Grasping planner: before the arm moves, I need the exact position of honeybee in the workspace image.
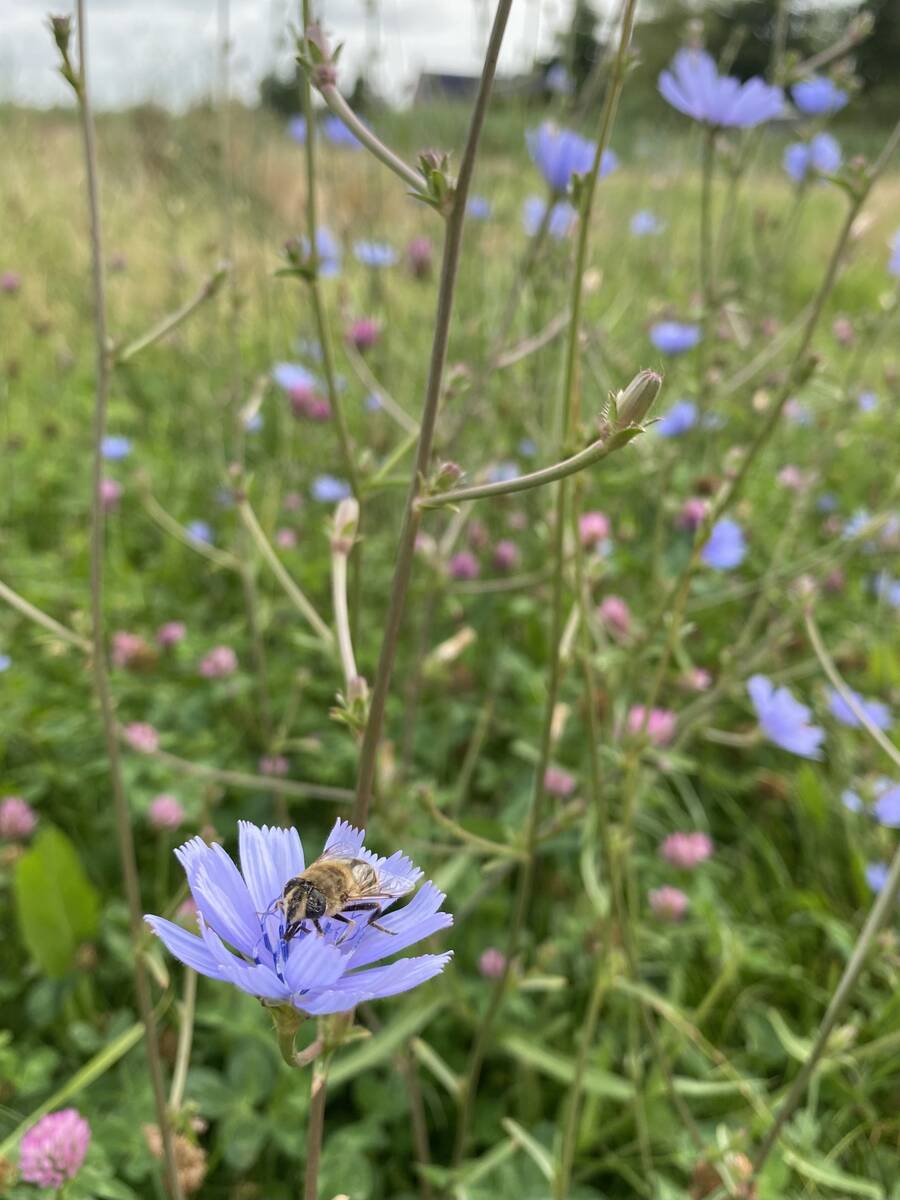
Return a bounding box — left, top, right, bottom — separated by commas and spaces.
276, 842, 411, 944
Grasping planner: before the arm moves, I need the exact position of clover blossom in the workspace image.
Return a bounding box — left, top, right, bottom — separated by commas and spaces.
659, 49, 784, 128
145, 820, 452, 1015
19, 1108, 90, 1188
791, 76, 848, 116
0, 796, 37, 839
747, 675, 824, 759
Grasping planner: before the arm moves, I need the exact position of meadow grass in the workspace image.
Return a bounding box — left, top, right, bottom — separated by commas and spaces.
1, 81, 900, 1200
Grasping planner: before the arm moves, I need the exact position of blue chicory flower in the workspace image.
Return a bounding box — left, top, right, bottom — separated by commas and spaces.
288, 115, 307, 144
873, 571, 900, 609
659, 49, 784, 128
792, 76, 848, 116
858, 390, 877, 413
630, 209, 664, 236
145, 820, 452, 1015
747, 674, 825, 759
353, 241, 398, 269
186, 520, 213, 544
817, 492, 838, 513
518, 438, 537, 458
522, 196, 578, 240
873, 781, 900, 828
467, 196, 491, 220
244, 412, 264, 433
299, 227, 342, 278
841, 789, 864, 813
827, 688, 891, 731
525, 123, 616, 192
323, 115, 362, 149
843, 509, 871, 539
487, 461, 519, 484
701, 518, 746, 570
545, 63, 574, 96
656, 399, 697, 437
866, 861, 889, 893
312, 475, 351, 504
783, 132, 842, 183
364, 392, 382, 412
888, 231, 900, 277
0, 654, 10, 672
102, 435, 132, 460
650, 321, 701, 354
273, 362, 320, 394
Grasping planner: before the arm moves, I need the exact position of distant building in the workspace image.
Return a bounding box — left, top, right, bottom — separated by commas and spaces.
412, 68, 557, 105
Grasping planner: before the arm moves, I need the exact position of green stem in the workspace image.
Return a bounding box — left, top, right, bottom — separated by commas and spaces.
418, 426, 643, 509
452, 0, 638, 1165
115, 264, 229, 363
318, 84, 426, 197
169, 968, 197, 1112
697, 128, 716, 412
72, 5, 183, 1195
301, 13, 360, 502
352, 0, 515, 828
304, 1053, 332, 1200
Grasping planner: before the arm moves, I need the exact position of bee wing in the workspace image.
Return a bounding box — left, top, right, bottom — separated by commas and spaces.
315, 843, 419, 900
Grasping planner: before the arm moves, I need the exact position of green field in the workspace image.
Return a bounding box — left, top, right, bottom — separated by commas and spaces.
2, 30, 900, 1200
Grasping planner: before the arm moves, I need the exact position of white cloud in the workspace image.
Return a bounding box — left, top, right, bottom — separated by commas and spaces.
0, 0, 594, 111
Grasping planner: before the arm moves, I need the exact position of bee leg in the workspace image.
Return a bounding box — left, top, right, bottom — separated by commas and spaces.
332, 913, 355, 945
283, 921, 303, 942
342, 901, 398, 937
312, 919, 325, 936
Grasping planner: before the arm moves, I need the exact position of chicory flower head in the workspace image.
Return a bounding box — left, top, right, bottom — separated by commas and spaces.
522, 196, 578, 240
791, 75, 848, 116
659, 48, 784, 128
827, 688, 891, 731
873, 781, 900, 828
650, 321, 701, 354
311, 475, 351, 503
145, 820, 452, 1015
701, 518, 746, 570
526, 123, 610, 192
630, 209, 664, 236
323, 114, 361, 148
467, 195, 491, 220
101, 434, 132, 460
186, 520, 213, 544
747, 674, 824, 759
300, 227, 342, 278
783, 133, 841, 183
656, 399, 697, 437
866, 862, 889, 894
288, 115, 307, 144
354, 241, 398, 269
888, 231, 900, 277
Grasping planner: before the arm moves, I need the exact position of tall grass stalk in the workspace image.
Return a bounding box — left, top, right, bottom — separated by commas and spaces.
69, 4, 183, 1195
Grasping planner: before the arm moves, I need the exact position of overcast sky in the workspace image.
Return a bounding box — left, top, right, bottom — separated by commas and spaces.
2, 0, 610, 110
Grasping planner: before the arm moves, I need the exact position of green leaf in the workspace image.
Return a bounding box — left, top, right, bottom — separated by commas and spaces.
13, 826, 101, 978
329, 999, 446, 1089
782, 1146, 885, 1198
499, 1035, 632, 1100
